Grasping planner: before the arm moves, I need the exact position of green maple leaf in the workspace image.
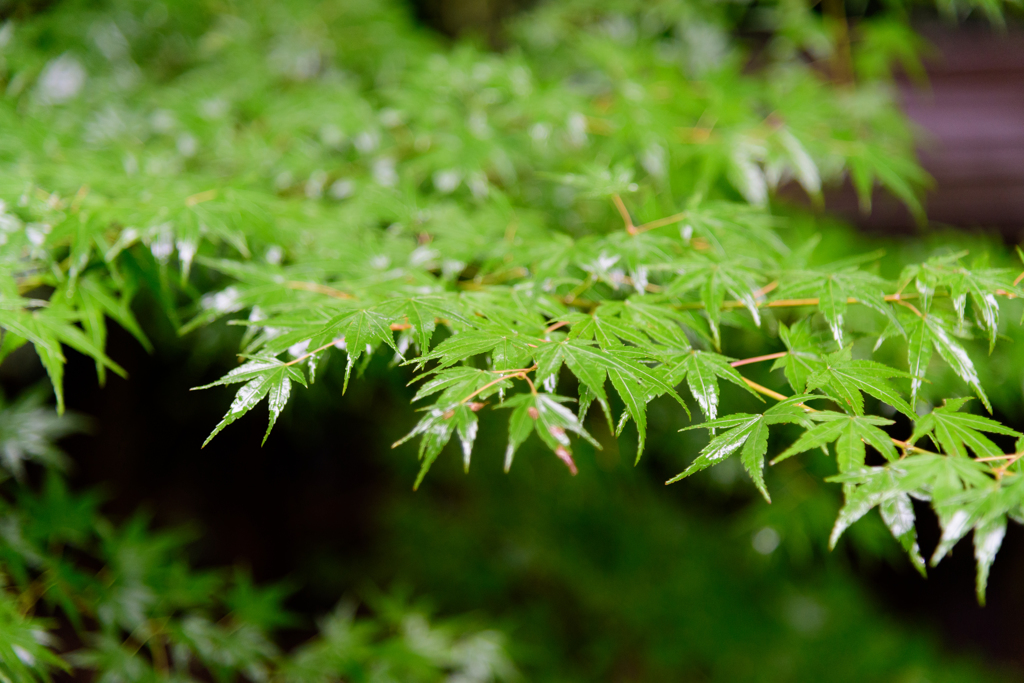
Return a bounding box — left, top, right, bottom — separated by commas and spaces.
805, 348, 915, 418
501, 392, 601, 474
416, 323, 536, 372
663, 350, 762, 423
620, 301, 694, 351
314, 308, 401, 390
534, 339, 612, 429
667, 396, 814, 501
774, 265, 896, 346
379, 295, 471, 353
194, 357, 308, 446
842, 441, 1011, 601
666, 259, 762, 348
565, 305, 654, 351
415, 331, 504, 369
905, 312, 990, 411
847, 143, 928, 222
0, 386, 86, 480
537, 339, 687, 460
973, 514, 1008, 606
826, 466, 925, 575
0, 593, 68, 682
910, 398, 1020, 459
774, 320, 826, 394
399, 368, 519, 485
924, 473, 1024, 602
69, 276, 152, 384
948, 268, 1017, 351
880, 493, 928, 578
0, 308, 125, 413
902, 255, 1021, 352
772, 411, 897, 472
394, 402, 481, 489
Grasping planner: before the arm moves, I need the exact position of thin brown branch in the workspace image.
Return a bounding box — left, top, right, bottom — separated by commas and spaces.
285, 280, 354, 300
633, 211, 688, 234
823, 0, 854, 86
460, 375, 513, 404
730, 351, 787, 368
890, 438, 937, 456
492, 365, 539, 375
679, 290, 934, 312
459, 366, 539, 405
69, 185, 90, 213
975, 453, 1024, 462
753, 281, 778, 298
883, 293, 919, 302
741, 377, 809, 407
544, 320, 570, 334
738, 375, 946, 457
992, 452, 1024, 478
284, 341, 336, 366
611, 194, 637, 235
184, 189, 217, 207
895, 299, 924, 318
762, 297, 821, 309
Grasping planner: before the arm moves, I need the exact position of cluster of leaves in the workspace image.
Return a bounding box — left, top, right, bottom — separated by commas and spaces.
1, 0, 1023, 612
0, 394, 516, 683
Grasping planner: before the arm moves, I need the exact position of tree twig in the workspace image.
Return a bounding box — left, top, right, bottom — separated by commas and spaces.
633, 211, 688, 234
730, 351, 787, 368
738, 376, 943, 457
285, 281, 354, 300
611, 194, 637, 235
284, 341, 336, 366
460, 365, 538, 404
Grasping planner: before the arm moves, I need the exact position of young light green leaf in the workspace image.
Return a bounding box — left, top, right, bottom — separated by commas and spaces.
501, 392, 601, 474
910, 398, 1020, 459
774, 269, 896, 346
740, 417, 771, 502
906, 314, 991, 412
317, 308, 399, 391
668, 415, 763, 484
670, 398, 812, 491
195, 358, 308, 447
772, 412, 895, 469
827, 466, 902, 549
806, 348, 914, 418
548, 341, 686, 460
394, 405, 458, 489
974, 515, 1007, 606
775, 320, 825, 394
880, 493, 926, 577
666, 351, 762, 423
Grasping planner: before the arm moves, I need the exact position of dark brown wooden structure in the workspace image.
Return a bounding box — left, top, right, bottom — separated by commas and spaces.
839, 23, 1024, 233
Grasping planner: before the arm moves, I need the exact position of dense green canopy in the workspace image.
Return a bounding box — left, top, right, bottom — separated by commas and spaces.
1, 0, 1023, 679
